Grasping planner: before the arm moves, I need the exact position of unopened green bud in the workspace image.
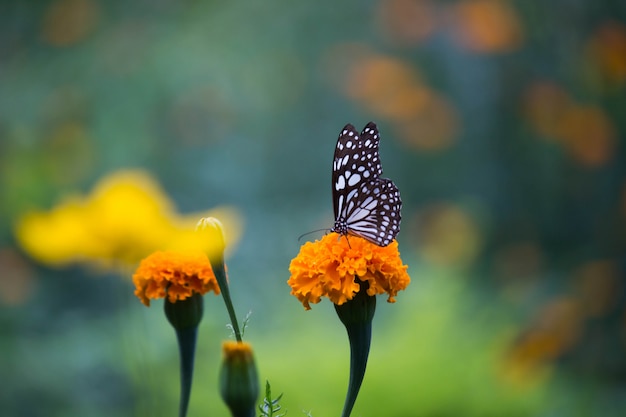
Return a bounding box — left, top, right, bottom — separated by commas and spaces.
219, 341, 259, 417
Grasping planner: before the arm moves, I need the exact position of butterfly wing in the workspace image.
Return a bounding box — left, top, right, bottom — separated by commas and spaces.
343, 178, 402, 246
331, 122, 402, 246
332, 122, 382, 220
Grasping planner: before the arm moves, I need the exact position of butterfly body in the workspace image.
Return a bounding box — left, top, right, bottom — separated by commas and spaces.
330, 122, 401, 247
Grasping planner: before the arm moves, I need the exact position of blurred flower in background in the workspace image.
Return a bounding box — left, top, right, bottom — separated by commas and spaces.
523, 82, 616, 168
323, 44, 459, 152
408, 202, 483, 268
14, 170, 242, 270
447, 0, 524, 53
586, 21, 626, 88
41, 0, 100, 47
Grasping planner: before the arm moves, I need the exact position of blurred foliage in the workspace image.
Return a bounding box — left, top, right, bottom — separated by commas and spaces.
1, 0, 625, 416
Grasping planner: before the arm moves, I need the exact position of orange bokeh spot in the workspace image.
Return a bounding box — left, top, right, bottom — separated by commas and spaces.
524, 82, 616, 167
322, 43, 458, 151
394, 94, 458, 151
376, 0, 437, 46
344, 55, 419, 106
505, 296, 583, 379
555, 105, 615, 167
449, 0, 524, 53
42, 0, 99, 47
523, 82, 571, 140
574, 260, 620, 318
586, 21, 626, 85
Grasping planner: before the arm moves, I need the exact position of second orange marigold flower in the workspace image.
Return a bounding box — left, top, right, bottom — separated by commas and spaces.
288, 233, 410, 310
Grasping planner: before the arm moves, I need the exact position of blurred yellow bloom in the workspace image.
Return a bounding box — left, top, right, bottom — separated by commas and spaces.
288, 232, 410, 310
14, 170, 242, 269
133, 250, 220, 306
410, 203, 482, 267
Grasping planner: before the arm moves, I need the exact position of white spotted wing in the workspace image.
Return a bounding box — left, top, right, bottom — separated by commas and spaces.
330, 122, 401, 246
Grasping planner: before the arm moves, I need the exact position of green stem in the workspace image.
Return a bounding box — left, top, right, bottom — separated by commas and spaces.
334, 280, 376, 417
212, 256, 242, 341
175, 326, 198, 417
163, 294, 203, 417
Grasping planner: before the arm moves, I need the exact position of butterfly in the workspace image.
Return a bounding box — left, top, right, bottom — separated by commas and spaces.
330, 122, 402, 247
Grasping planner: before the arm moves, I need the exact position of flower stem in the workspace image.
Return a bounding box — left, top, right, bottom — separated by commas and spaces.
175, 326, 198, 417
164, 294, 204, 417
212, 256, 242, 342
334, 280, 376, 417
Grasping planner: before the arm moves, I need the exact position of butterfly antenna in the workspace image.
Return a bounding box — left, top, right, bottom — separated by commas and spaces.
298, 228, 330, 242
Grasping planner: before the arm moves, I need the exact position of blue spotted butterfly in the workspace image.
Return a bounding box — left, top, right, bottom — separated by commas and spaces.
330, 122, 401, 247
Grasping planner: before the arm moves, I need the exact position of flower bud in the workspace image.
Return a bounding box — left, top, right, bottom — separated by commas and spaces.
219, 341, 259, 417
196, 217, 226, 264
197, 216, 242, 341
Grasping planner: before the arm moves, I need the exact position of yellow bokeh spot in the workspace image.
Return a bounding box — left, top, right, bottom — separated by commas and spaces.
14, 170, 243, 270
411, 204, 482, 267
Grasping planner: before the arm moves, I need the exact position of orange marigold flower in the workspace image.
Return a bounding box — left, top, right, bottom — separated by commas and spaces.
288, 233, 410, 310
133, 250, 220, 306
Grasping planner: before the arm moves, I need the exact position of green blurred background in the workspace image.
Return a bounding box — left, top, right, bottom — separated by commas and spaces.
1, 0, 625, 416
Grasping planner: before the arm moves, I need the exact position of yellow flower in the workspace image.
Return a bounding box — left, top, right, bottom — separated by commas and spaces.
288, 232, 410, 310
14, 169, 242, 269
132, 250, 220, 306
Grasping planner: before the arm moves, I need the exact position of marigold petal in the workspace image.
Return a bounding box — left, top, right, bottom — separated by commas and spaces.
132, 250, 220, 306
288, 233, 410, 309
